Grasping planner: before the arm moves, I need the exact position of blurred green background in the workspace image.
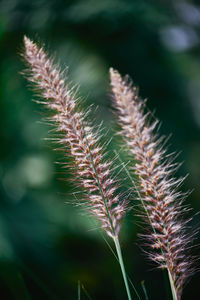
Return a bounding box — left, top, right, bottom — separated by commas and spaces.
0, 0, 200, 299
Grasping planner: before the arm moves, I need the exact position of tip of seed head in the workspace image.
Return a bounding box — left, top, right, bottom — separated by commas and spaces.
109, 67, 118, 76
24, 35, 30, 45
24, 36, 35, 50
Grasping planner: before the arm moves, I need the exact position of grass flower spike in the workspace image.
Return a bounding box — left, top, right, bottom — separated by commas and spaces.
110, 68, 194, 300
23, 36, 126, 238
23, 37, 133, 300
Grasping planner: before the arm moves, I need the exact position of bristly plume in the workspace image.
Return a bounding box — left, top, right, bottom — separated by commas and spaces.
110, 68, 194, 299
23, 36, 126, 239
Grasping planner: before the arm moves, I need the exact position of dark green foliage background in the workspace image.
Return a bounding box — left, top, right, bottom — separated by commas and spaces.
0, 0, 200, 299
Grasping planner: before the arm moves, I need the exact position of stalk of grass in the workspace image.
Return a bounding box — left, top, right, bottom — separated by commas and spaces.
113, 236, 132, 300
23, 36, 131, 300
82, 125, 132, 299
81, 283, 93, 300
110, 68, 195, 300
101, 233, 141, 300
141, 281, 149, 300
78, 280, 81, 300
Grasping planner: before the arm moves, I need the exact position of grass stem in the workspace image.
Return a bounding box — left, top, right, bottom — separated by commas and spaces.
141, 281, 149, 300
168, 269, 178, 300
78, 280, 81, 300
113, 236, 132, 300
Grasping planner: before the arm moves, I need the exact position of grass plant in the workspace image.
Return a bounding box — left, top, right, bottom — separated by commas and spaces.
22, 36, 197, 300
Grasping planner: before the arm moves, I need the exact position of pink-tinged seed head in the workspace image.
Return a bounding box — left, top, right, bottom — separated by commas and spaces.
110, 67, 195, 298
23, 37, 126, 238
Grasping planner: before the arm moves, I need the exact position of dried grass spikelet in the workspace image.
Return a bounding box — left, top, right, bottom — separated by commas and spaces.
110, 68, 194, 299
23, 36, 126, 239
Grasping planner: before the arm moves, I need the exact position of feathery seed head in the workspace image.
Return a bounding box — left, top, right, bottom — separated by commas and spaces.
110, 67, 195, 299
23, 37, 126, 239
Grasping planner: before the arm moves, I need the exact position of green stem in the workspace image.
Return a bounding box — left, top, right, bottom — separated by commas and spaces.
141, 281, 149, 300
113, 236, 132, 300
78, 280, 81, 300
101, 233, 141, 299
81, 284, 93, 300
167, 269, 178, 300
